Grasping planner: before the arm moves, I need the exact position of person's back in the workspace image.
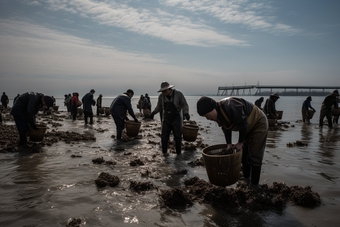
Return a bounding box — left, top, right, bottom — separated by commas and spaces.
82, 92, 95, 113
254, 97, 263, 109
110, 94, 131, 119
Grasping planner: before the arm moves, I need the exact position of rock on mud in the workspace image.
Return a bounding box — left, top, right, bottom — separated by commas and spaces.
95, 172, 120, 188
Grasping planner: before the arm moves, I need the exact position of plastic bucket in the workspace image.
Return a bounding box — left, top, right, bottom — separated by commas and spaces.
183, 124, 199, 142
125, 120, 141, 137
29, 124, 47, 142
277, 111, 283, 120
143, 109, 150, 118
307, 110, 315, 119
202, 144, 243, 186
331, 108, 340, 116
268, 118, 276, 127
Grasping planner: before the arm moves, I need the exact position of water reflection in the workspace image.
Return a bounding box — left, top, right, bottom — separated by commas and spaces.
317, 128, 338, 166
301, 123, 313, 142
266, 131, 282, 149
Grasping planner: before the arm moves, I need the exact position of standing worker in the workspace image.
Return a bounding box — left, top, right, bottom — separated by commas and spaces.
301, 96, 316, 123
319, 90, 339, 128
137, 95, 144, 113
145, 93, 151, 111
196, 96, 268, 185
149, 81, 190, 155
10, 92, 53, 145
82, 89, 96, 125
110, 89, 138, 141
96, 94, 103, 116
1, 92, 9, 108
71, 92, 79, 120
263, 93, 280, 119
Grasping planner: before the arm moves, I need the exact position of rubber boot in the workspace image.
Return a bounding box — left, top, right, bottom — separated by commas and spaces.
175, 140, 182, 155
19, 132, 27, 145
242, 162, 251, 179
251, 166, 262, 185
161, 140, 168, 154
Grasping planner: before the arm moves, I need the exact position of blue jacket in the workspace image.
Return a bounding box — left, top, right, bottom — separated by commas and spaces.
10, 92, 43, 128
110, 93, 136, 121
302, 100, 314, 110
82, 92, 95, 113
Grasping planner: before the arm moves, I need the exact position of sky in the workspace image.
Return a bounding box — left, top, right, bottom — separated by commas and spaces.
0, 0, 339, 97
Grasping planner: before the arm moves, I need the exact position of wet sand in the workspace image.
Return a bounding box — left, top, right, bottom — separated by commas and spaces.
0, 96, 340, 227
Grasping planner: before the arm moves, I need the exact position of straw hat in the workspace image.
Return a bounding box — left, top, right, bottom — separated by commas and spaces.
158, 81, 175, 92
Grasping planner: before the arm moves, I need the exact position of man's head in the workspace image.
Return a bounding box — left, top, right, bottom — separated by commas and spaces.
332, 90, 339, 97
90, 89, 95, 94
126, 89, 134, 98
158, 81, 175, 95
270, 93, 280, 101
197, 96, 218, 121
41, 95, 54, 109
307, 96, 312, 101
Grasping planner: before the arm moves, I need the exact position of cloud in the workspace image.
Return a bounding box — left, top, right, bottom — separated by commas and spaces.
161, 0, 302, 35
0, 19, 233, 95
33, 0, 247, 47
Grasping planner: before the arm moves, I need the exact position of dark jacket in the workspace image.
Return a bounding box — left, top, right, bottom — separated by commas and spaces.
10, 92, 43, 128
82, 92, 96, 113
322, 94, 338, 110
254, 98, 263, 108
263, 97, 277, 116
216, 97, 253, 144
110, 93, 136, 121
1, 94, 9, 105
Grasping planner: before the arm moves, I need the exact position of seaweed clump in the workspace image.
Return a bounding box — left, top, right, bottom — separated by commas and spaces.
159, 177, 321, 212
95, 172, 120, 188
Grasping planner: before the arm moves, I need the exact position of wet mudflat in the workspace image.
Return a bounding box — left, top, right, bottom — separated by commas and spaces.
0, 96, 340, 227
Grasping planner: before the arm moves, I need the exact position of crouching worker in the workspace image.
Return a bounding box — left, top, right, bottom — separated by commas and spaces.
10, 92, 53, 145
149, 81, 189, 155
110, 89, 139, 141
196, 96, 268, 185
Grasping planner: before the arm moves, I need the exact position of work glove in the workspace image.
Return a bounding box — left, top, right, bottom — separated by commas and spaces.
149, 112, 155, 119
125, 117, 129, 121
134, 118, 139, 123
184, 113, 190, 121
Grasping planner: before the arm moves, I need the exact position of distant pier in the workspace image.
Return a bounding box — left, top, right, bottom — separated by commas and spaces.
217, 85, 340, 96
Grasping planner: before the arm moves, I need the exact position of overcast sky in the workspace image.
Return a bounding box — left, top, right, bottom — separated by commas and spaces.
0, 0, 339, 97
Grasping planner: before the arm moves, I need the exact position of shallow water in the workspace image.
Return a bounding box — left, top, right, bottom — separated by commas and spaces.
1, 95, 339, 227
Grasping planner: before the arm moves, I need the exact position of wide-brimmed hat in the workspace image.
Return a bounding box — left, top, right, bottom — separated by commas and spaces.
158, 81, 174, 92
270, 93, 280, 99
331, 90, 339, 96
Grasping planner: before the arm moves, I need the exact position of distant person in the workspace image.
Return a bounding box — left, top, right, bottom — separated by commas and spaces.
254, 97, 264, 109
333, 97, 340, 125
145, 93, 151, 111
196, 96, 268, 185
64, 94, 72, 114
1, 92, 9, 108
319, 90, 339, 128
143, 94, 151, 111
110, 89, 138, 141
149, 81, 190, 155
82, 89, 96, 124
301, 96, 316, 123
263, 93, 280, 119
10, 92, 53, 145
51, 96, 56, 106
71, 93, 79, 120
96, 94, 103, 116
137, 95, 144, 113
13, 94, 20, 105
